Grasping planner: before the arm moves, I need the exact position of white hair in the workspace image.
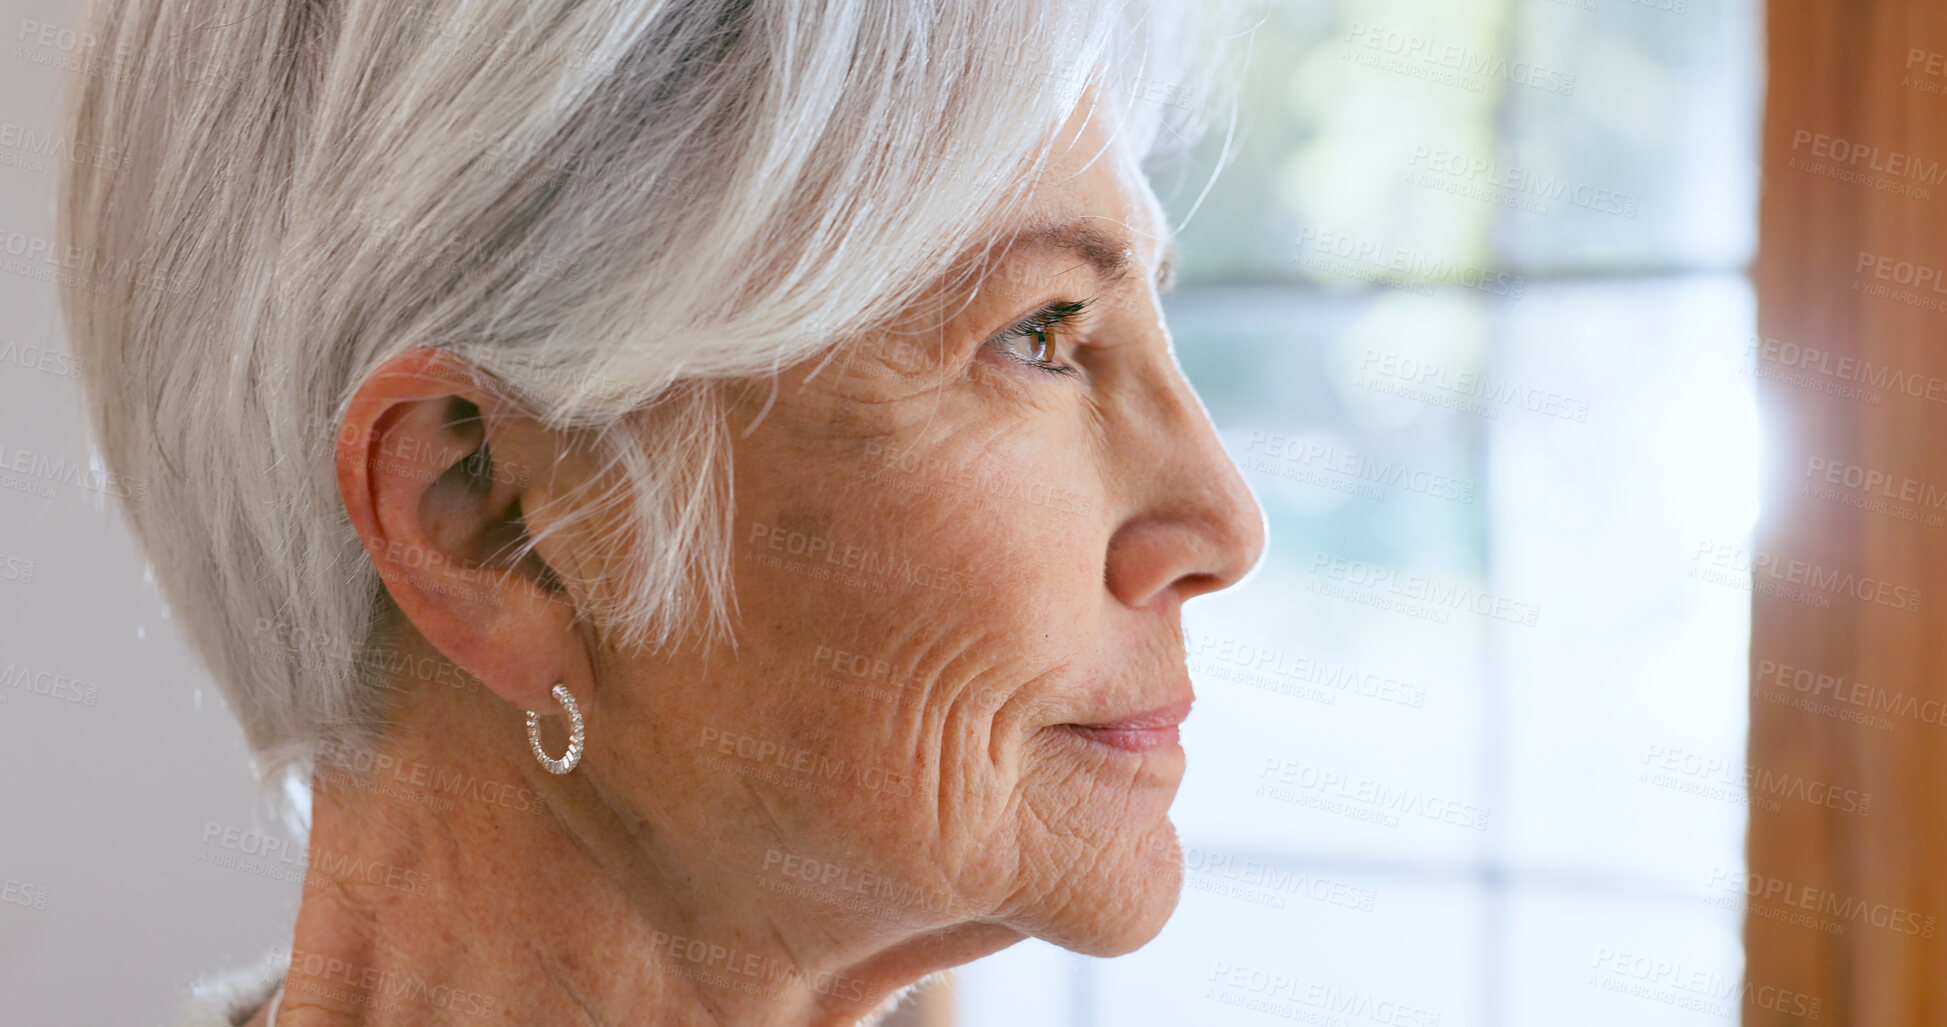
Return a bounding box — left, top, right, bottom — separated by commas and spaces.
56, 0, 1239, 825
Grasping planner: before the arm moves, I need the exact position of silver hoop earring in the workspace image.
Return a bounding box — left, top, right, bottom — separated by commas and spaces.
525, 683, 584, 775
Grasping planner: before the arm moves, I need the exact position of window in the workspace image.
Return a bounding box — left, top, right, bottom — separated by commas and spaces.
954, 1, 1762, 1023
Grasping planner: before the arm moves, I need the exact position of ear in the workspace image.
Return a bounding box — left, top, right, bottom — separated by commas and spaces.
334, 349, 594, 714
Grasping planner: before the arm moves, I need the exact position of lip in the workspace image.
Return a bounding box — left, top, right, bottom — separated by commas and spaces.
1061, 693, 1194, 754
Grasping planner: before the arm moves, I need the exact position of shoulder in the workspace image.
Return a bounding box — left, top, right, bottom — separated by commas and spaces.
169, 948, 290, 1027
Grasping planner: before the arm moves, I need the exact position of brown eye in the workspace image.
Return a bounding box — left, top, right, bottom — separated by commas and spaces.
997, 323, 1055, 363
984, 299, 1091, 378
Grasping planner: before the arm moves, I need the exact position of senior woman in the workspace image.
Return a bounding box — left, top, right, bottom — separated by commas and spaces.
60, 0, 1264, 1024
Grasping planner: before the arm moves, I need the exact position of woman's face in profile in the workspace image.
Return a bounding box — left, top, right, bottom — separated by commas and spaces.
591, 107, 1264, 959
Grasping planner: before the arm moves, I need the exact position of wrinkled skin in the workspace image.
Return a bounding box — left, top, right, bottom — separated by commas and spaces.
276, 98, 1264, 1027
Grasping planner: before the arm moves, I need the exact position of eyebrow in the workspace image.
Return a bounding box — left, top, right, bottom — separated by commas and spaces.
995, 218, 1180, 294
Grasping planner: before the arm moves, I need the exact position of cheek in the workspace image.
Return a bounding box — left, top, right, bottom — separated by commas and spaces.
715, 426, 1098, 813
695, 378, 1120, 912
740, 482, 1102, 779
846, 428, 1107, 722
738, 407, 1106, 723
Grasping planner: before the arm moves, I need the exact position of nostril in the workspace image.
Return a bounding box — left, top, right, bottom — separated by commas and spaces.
1173, 571, 1229, 603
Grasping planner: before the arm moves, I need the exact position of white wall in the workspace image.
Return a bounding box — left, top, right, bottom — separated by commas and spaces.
0, 3, 301, 1022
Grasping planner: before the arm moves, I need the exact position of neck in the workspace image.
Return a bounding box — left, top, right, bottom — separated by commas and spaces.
269, 651, 1018, 1027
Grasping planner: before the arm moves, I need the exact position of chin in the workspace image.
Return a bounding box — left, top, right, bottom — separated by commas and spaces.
1037, 819, 1186, 957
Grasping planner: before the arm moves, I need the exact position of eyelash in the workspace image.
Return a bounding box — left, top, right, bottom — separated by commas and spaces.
988, 299, 1091, 378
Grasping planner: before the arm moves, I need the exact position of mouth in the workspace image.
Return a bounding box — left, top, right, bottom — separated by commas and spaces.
1060, 694, 1194, 754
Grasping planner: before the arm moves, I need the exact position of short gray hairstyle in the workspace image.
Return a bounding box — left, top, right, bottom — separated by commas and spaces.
56, 0, 1236, 822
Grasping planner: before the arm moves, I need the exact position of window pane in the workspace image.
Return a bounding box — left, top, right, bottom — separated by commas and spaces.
1490, 276, 1755, 889
954, 0, 1760, 1022
1153, 0, 1503, 288
1500, 0, 1762, 272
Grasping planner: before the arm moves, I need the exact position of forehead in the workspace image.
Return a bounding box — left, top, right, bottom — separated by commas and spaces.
966, 103, 1171, 290
1036, 103, 1168, 254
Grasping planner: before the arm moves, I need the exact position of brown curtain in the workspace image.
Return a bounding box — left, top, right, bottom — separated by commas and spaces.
1748, 2, 1947, 1023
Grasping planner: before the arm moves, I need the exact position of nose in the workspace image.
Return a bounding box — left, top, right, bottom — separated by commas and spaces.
1102, 348, 1267, 611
